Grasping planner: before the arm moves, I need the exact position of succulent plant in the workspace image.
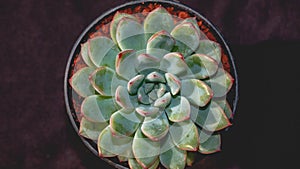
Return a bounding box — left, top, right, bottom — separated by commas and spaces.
70, 6, 234, 169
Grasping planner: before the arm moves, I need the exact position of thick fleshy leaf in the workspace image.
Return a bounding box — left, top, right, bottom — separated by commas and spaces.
115, 50, 138, 80
89, 66, 114, 96
79, 117, 108, 140
110, 12, 137, 44
135, 105, 159, 117
70, 67, 95, 97
181, 79, 213, 107
198, 129, 221, 154
204, 68, 234, 97
160, 143, 187, 169
145, 71, 166, 83
185, 54, 218, 79
157, 83, 167, 98
146, 30, 175, 59
127, 74, 145, 95
98, 126, 133, 157
135, 54, 160, 73
196, 40, 222, 64
81, 95, 119, 122
116, 18, 145, 51
137, 87, 152, 105
132, 128, 160, 168
186, 152, 196, 166
144, 83, 155, 94
165, 73, 181, 95
81, 42, 96, 67
129, 158, 159, 169
144, 7, 174, 35
181, 17, 201, 37
110, 109, 143, 136
165, 96, 191, 122
191, 102, 231, 132
214, 99, 233, 119
88, 37, 120, 69
154, 92, 171, 108
141, 112, 169, 141
115, 86, 134, 109
171, 22, 200, 57
159, 52, 189, 77
148, 88, 158, 101
169, 120, 199, 151
117, 155, 128, 162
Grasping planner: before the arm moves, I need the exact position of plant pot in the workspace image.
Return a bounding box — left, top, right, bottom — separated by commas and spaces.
64, 0, 239, 168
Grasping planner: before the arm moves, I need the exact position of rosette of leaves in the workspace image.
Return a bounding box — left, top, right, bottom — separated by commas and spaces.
70, 7, 234, 169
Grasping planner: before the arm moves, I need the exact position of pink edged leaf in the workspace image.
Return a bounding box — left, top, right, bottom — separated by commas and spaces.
159, 52, 190, 77
171, 22, 200, 57
191, 102, 231, 132
135, 105, 159, 117
79, 117, 108, 141
204, 68, 234, 98
81, 95, 119, 122
141, 112, 169, 141
135, 53, 160, 73
89, 66, 115, 96
132, 128, 160, 168
181, 79, 213, 107
165, 73, 181, 95
185, 54, 219, 79
165, 96, 191, 122
127, 74, 145, 95
154, 92, 172, 108
115, 50, 138, 80
198, 128, 221, 154
97, 126, 133, 158
169, 120, 200, 151
196, 40, 222, 64
80, 42, 96, 67
70, 67, 95, 98
110, 109, 143, 137
115, 85, 135, 109
214, 98, 233, 119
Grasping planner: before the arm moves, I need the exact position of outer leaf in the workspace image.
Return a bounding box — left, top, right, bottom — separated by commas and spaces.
70, 67, 95, 98
132, 128, 160, 168
110, 109, 143, 136
80, 42, 96, 67
214, 99, 233, 119
196, 40, 222, 64
146, 30, 175, 59
135, 54, 160, 73
181, 79, 213, 107
169, 120, 199, 151
79, 117, 108, 140
110, 12, 137, 44
116, 18, 145, 51
157, 83, 167, 98
141, 112, 169, 141
144, 7, 174, 35
154, 92, 171, 108
159, 52, 189, 77
165, 73, 181, 95
198, 129, 221, 154
171, 22, 200, 57
127, 74, 145, 95
186, 152, 196, 166
115, 86, 134, 109
191, 102, 231, 132
89, 66, 114, 96
181, 17, 201, 37
81, 95, 119, 122
115, 50, 138, 80
165, 96, 191, 122
135, 105, 159, 117
98, 126, 133, 157
185, 54, 218, 79
129, 158, 159, 169
159, 144, 187, 169
88, 37, 120, 69
204, 68, 234, 97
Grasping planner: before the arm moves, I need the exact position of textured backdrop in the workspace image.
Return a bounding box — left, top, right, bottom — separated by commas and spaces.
1, 0, 299, 169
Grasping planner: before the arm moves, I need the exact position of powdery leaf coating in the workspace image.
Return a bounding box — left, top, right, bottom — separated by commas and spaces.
70, 67, 95, 98
79, 117, 108, 141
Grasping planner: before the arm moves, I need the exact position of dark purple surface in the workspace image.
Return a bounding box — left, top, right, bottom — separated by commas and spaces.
1, 0, 299, 169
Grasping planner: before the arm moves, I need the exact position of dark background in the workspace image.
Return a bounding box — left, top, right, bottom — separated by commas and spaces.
1, 0, 299, 169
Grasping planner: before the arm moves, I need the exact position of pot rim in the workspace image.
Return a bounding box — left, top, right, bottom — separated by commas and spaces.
64, 0, 239, 168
